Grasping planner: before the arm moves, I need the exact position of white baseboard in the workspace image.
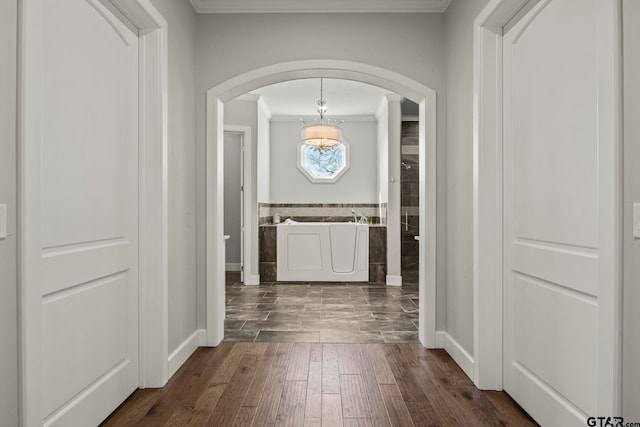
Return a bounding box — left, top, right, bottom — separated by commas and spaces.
435, 331, 475, 381
386, 275, 403, 286
225, 263, 241, 271
245, 274, 260, 286
168, 329, 206, 379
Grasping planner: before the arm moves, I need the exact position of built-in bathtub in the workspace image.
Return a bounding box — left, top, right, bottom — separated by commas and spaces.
276, 222, 369, 282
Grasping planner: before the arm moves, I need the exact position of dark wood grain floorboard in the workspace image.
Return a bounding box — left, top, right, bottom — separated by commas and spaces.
379, 384, 415, 427
206, 353, 258, 426
101, 343, 537, 427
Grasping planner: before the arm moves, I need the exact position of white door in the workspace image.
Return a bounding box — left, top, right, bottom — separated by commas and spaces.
223, 132, 244, 279
503, 0, 617, 424
34, 0, 139, 425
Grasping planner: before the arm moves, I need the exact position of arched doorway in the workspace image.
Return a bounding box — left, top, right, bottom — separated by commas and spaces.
205, 60, 438, 348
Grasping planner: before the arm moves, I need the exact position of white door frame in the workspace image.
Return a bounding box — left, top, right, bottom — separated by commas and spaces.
19, 0, 169, 424
205, 60, 438, 347
224, 125, 253, 285
473, 0, 622, 413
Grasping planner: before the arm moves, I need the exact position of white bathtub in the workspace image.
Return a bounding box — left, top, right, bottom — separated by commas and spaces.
276, 222, 369, 282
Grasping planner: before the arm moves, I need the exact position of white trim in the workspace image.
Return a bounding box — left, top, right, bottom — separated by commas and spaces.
224, 125, 254, 287
401, 115, 419, 122
20, 1, 169, 423
473, 0, 622, 412
436, 331, 475, 381
189, 0, 452, 14
206, 60, 438, 349
234, 92, 261, 102
375, 97, 387, 120
472, 0, 520, 391
246, 274, 260, 286
386, 275, 402, 287
257, 96, 272, 120
595, 0, 622, 413
167, 329, 206, 379
296, 140, 351, 183
19, 0, 44, 423
112, 0, 170, 390
225, 262, 241, 271
270, 114, 377, 122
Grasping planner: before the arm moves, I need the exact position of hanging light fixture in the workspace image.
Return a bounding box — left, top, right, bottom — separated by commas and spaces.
301, 78, 342, 149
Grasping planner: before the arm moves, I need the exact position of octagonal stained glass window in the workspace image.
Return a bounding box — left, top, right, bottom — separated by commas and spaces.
297, 141, 350, 183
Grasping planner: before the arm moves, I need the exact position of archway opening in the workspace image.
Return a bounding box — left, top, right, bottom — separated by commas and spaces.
205, 60, 438, 348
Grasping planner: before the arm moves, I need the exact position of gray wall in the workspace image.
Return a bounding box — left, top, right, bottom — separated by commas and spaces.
0, 1, 18, 425
223, 133, 242, 265
443, 0, 489, 354
195, 13, 447, 329
269, 120, 379, 203
150, 0, 199, 353
622, 0, 640, 419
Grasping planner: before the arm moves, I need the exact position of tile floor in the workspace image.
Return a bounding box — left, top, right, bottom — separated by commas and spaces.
224, 272, 420, 343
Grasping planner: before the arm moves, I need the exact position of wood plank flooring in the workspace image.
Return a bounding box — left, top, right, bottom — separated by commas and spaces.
101, 343, 537, 426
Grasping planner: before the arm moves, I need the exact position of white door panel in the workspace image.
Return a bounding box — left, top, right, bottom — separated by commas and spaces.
509, 0, 598, 250
503, 0, 607, 424
37, 0, 139, 425
41, 0, 138, 248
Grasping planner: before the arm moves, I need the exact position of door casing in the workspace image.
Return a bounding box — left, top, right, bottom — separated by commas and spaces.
224, 125, 252, 284
19, 0, 170, 424
473, 0, 622, 414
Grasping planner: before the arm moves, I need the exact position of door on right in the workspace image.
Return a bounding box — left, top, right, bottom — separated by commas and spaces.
502, 0, 618, 424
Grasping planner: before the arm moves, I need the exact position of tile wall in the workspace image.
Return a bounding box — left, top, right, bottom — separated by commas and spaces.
401, 121, 419, 284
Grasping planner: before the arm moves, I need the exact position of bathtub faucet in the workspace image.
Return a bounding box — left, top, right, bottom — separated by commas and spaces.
351, 210, 367, 224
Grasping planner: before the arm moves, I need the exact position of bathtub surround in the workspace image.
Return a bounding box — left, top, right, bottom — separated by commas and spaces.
260, 224, 387, 283
400, 121, 420, 284
259, 203, 385, 225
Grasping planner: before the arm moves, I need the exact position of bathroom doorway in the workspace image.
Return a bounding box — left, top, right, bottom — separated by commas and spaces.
223, 131, 244, 280
206, 61, 438, 348
221, 78, 426, 344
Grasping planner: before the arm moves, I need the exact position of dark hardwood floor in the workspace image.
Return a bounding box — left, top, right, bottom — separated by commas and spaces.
102, 342, 537, 426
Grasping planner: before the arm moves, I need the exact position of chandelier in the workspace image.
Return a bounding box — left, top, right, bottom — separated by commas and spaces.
301, 78, 342, 149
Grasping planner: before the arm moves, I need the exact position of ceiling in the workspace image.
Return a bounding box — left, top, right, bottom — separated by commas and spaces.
189, 0, 451, 14
245, 79, 394, 117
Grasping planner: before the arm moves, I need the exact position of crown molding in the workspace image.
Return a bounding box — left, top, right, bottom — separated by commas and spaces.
189, 0, 452, 14
270, 114, 377, 122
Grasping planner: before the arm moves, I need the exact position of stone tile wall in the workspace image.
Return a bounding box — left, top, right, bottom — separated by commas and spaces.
259, 203, 386, 225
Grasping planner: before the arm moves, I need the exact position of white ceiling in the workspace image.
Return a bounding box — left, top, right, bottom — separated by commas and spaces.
189, 0, 451, 14
245, 78, 394, 117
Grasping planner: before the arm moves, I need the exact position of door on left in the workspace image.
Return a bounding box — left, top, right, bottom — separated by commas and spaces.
27, 0, 140, 425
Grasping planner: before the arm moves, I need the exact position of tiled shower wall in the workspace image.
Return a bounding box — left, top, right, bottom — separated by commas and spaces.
401, 121, 419, 284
